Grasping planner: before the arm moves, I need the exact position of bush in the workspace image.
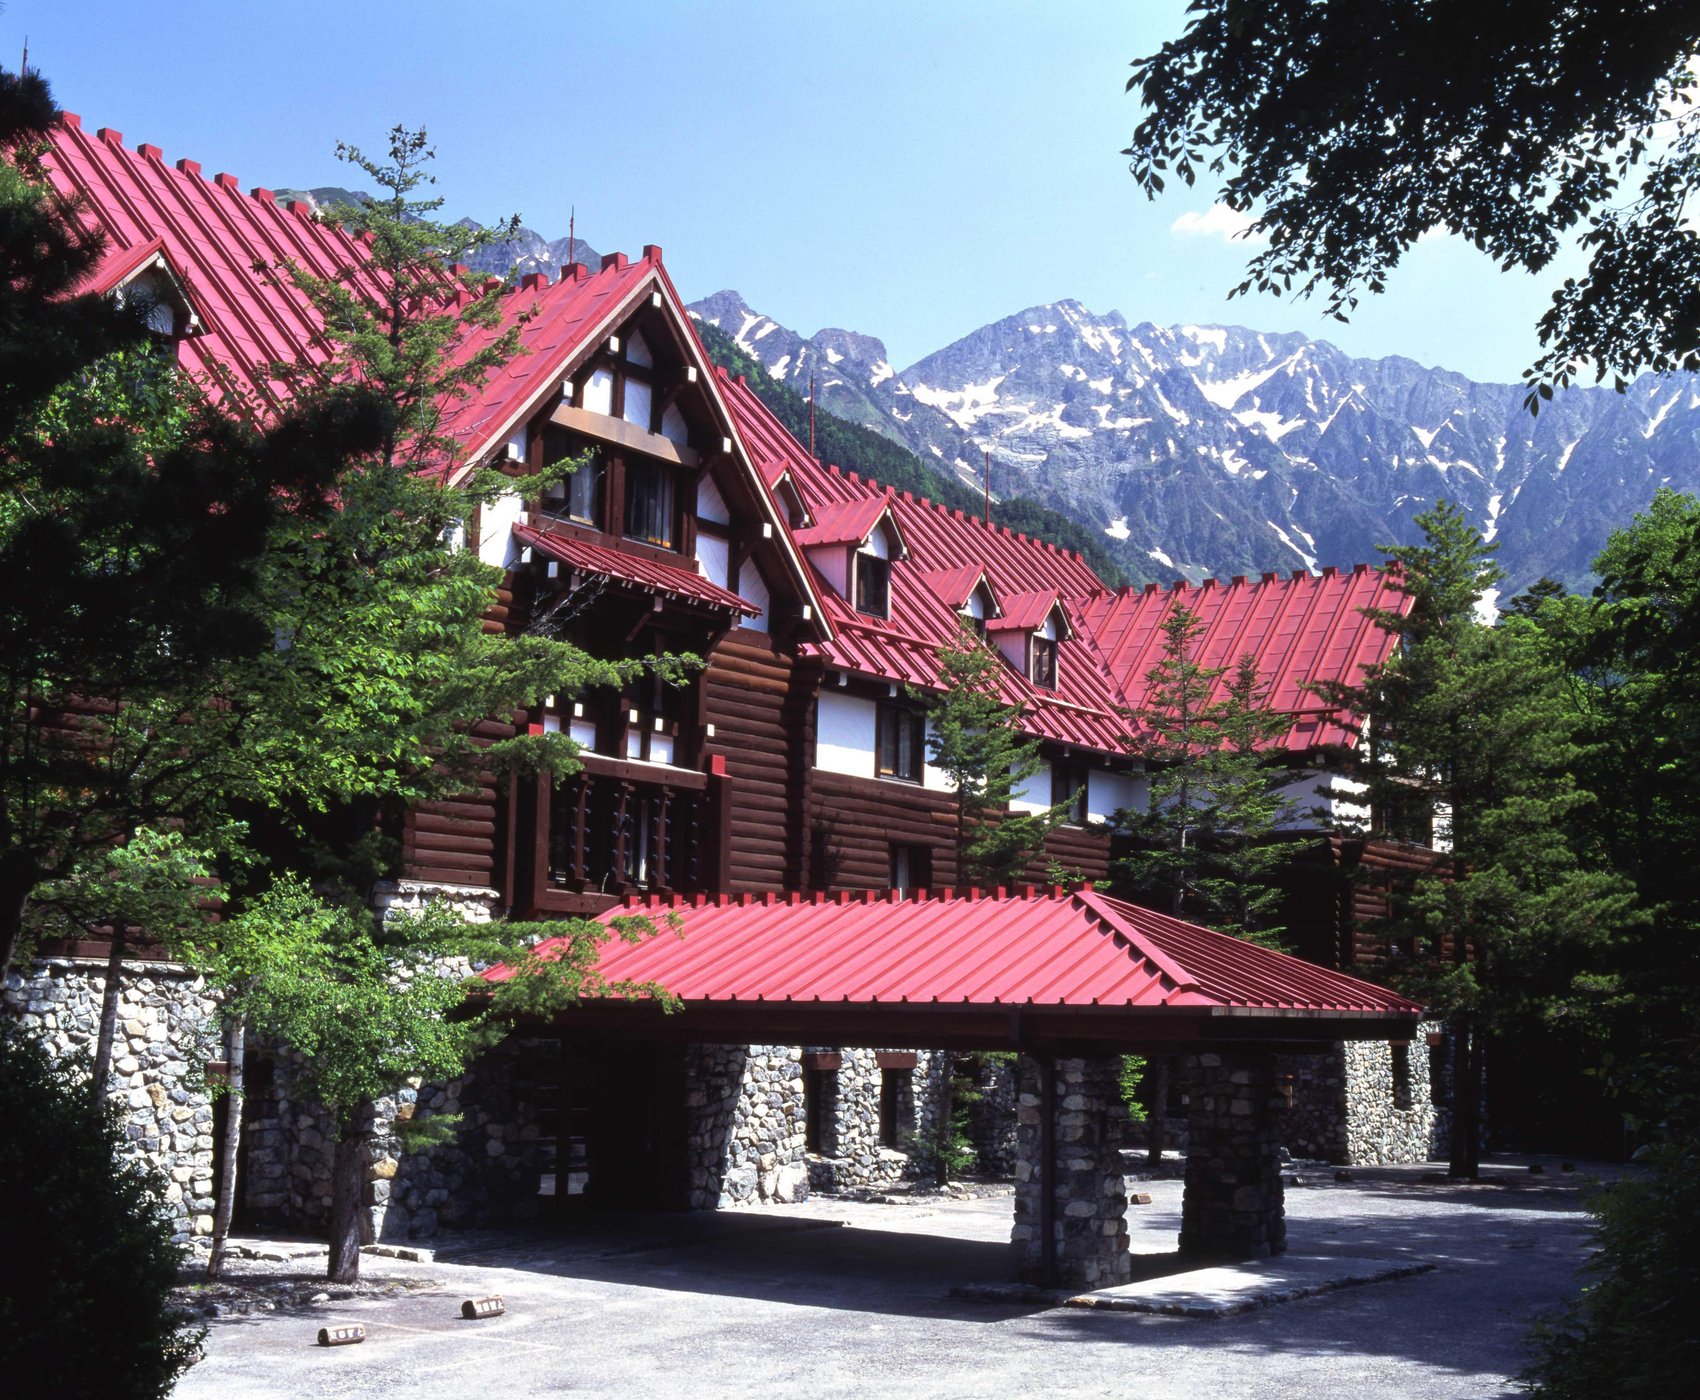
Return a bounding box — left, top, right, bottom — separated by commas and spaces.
1522, 1049, 1700, 1398
0, 1030, 202, 1398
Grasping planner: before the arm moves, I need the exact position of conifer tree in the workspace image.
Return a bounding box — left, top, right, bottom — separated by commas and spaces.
1111, 607, 1296, 946
204, 128, 685, 1282
0, 67, 359, 986
920, 623, 1071, 888
1317, 500, 1636, 1178
1110, 605, 1298, 1163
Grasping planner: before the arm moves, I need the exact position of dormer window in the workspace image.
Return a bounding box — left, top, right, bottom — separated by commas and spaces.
1032, 634, 1058, 689
855, 549, 890, 618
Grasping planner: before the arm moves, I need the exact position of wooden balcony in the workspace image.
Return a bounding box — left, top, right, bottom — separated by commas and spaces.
518, 752, 731, 915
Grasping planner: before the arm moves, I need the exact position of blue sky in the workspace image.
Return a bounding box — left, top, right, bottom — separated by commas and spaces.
7, 0, 1565, 382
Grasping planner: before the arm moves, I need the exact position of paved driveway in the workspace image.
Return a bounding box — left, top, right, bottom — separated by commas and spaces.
176, 1157, 1605, 1399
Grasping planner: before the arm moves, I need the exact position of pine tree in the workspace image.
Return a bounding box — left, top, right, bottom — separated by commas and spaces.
1111, 607, 1297, 944
919, 623, 1071, 888
1317, 500, 1637, 1178
205, 128, 685, 1283
0, 66, 358, 985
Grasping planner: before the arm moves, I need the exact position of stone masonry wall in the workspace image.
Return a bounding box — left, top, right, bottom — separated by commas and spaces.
804, 1048, 954, 1192
1180, 1050, 1286, 1259
1341, 1021, 1450, 1165
1276, 1047, 1349, 1162
4, 956, 221, 1245
701, 1045, 810, 1207
1012, 1054, 1133, 1288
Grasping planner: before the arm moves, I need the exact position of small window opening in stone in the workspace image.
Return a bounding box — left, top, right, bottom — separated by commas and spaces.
879, 1068, 909, 1148
1428, 1034, 1448, 1107
1391, 1042, 1413, 1111
804, 1066, 835, 1153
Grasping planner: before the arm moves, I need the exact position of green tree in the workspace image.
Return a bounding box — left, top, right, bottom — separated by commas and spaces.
1522, 1043, 1700, 1399
0, 66, 366, 985
1318, 500, 1637, 1177
1126, 2, 1700, 399
200, 128, 687, 1282
1111, 607, 1297, 1164
0, 1028, 202, 1398
919, 623, 1071, 888
1112, 609, 1296, 945
205, 878, 676, 1283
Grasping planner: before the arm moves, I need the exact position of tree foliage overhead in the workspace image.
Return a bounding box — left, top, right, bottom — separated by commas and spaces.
1126, 2, 1700, 397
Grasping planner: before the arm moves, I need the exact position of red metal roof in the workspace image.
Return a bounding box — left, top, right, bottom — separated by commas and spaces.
792, 492, 898, 552
713, 375, 1131, 754
1077, 568, 1408, 751
486, 886, 1419, 1018
985, 588, 1064, 635
514, 523, 757, 616
917, 564, 996, 613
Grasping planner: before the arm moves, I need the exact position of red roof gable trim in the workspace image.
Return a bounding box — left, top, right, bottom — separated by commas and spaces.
985, 587, 1068, 637
484, 886, 1421, 1020
42, 113, 834, 643
792, 491, 905, 556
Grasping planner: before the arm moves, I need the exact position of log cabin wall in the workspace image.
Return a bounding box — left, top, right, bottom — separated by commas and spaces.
702, 629, 812, 891
397, 715, 518, 891
807, 772, 1113, 893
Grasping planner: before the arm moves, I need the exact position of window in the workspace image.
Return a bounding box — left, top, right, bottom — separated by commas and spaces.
1391, 1043, 1413, 1111
564, 456, 604, 526
802, 1054, 841, 1154
876, 704, 925, 783
855, 550, 891, 618
1051, 760, 1088, 825
879, 1069, 907, 1148
889, 843, 933, 893
624, 458, 676, 547
1427, 1033, 1449, 1107
1031, 635, 1058, 689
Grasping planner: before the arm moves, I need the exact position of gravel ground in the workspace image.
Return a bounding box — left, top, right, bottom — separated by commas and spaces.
173, 1154, 1612, 1400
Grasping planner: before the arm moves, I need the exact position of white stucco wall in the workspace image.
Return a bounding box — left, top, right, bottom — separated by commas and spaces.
816, 691, 877, 777
1086, 768, 1136, 825
477, 492, 525, 569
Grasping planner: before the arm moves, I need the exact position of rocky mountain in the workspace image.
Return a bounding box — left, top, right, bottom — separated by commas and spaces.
689, 290, 1700, 597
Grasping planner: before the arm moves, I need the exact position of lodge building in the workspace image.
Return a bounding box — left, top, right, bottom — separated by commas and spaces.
4, 114, 1449, 1284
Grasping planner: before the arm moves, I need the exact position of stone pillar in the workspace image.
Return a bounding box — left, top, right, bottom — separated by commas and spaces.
1012, 1054, 1132, 1289
1180, 1050, 1286, 1259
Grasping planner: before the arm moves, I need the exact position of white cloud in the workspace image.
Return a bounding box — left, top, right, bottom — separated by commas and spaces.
1170, 204, 1268, 245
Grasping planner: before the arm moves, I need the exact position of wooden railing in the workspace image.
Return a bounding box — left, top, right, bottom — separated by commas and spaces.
545, 754, 715, 897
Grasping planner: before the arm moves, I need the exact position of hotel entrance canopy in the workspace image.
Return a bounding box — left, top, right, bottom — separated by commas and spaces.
484, 886, 1421, 1053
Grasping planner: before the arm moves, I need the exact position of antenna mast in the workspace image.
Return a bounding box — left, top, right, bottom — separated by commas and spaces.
568, 206, 575, 267
809, 372, 816, 459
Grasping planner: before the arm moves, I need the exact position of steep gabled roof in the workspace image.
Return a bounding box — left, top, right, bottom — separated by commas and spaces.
40, 113, 832, 638
986, 588, 1065, 635
791, 491, 902, 553
1077, 567, 1408, 751
712, 372, 1129, 752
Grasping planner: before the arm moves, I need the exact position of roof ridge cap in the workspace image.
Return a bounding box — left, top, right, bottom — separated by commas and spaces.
1074, 888, 1201, 992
